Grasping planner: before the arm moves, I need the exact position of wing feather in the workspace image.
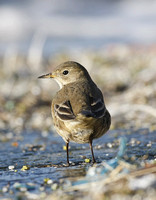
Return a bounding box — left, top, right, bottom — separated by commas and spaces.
54, 100, 75, 121
81, 97, 106, 118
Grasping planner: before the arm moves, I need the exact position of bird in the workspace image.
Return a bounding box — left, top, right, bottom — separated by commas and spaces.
38, 61, 111, 165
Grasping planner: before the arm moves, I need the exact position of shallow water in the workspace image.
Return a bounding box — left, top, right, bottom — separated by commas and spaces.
0, 128, 156, 198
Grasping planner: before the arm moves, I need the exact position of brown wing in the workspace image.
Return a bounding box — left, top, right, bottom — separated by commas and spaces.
52, 80, 106, 121
54, 100, 76, 121
81, 96, 106, 118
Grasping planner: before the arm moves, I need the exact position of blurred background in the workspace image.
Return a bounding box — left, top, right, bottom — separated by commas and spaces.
0, 0, 156, 136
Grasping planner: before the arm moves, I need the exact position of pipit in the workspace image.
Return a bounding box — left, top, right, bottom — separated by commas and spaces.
38, 61, 111, 165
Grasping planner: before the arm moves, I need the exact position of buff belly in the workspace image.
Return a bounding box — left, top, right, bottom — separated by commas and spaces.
52, 111, 111, 144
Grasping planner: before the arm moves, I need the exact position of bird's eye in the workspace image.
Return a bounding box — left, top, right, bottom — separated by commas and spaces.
63, 70, 69, 75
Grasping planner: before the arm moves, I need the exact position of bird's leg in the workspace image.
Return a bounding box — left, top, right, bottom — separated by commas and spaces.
89, 140, 96, 163
66, 142, 69, 166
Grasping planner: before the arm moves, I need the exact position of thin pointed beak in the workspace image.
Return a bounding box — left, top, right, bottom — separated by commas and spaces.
38, 73, 55, 79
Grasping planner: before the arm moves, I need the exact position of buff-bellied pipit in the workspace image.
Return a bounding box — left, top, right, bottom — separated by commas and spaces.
38, 61, 111, 165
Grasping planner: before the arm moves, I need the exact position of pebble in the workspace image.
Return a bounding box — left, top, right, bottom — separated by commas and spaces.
130, 138, 137, 146
63, 145, 67, 150
147, 141, 152, 147
44, 178, 53, 184
8, 165, 15, 170
147, 143, 152, 147
21, 165, 30, 171
41, 130, 49, 137
85, 158, 91, 163
51, 183, 59, 190
13, 182, 27, 192
107, 143, 113, 148
39, 186, 45, 191
2, 186, 8, 193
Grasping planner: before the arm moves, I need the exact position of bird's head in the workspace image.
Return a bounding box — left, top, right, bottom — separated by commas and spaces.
38, 61, 91, 89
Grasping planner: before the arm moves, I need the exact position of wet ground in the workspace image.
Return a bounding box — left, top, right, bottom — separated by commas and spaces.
0, 128, 156, 199
0, 45, 156, 199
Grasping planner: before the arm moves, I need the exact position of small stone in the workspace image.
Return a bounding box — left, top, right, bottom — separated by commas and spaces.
39, 186, 45, 191
44, 178, 53, 184
2, 186, 8, 193
80, 155, 86, 159
63, 145, 67, 150
13, 182, 21, 188
8, 165, 15, 170
85, 158, 91, 163
11, 142, 19, 147
136, 140, 141, 145
51, 183, 59, 190
107, 143, 113, 148
130, 138, 136, 146
21, 165, 30, 171
20, 187, 27, 192
41, 131, 48, 137
142, 155, 148, 160
13, 182, 27, 191
147, 143, 152, 147
47, 179, 53, 184
147, 142, 152, 147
